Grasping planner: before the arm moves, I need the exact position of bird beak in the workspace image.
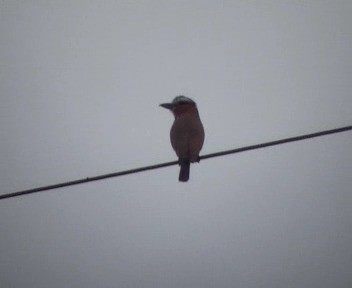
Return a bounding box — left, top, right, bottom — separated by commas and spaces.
159, 103, 174, 110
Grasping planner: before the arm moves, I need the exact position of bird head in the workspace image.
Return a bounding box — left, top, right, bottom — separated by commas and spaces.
160, 96, 198, 118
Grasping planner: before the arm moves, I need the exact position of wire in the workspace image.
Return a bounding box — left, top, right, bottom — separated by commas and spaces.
201, 125, 352, 160
1, 125, 351, 200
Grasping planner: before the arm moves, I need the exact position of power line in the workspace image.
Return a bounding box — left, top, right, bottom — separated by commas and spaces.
1, 125, 351, 200
201, 125, 352, 160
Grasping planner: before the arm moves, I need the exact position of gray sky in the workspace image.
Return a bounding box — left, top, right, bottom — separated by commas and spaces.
1, 1, 352, 287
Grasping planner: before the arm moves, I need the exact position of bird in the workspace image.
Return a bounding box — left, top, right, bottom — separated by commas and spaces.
160, 96, 205, 182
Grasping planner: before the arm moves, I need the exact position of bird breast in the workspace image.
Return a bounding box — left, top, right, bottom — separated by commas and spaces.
170, 114, 204, 162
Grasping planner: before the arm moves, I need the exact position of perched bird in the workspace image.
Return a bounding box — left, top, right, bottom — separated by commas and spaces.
160, 96, 205, 182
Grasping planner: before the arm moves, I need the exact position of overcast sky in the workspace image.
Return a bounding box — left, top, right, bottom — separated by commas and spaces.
1, 1, 352, 287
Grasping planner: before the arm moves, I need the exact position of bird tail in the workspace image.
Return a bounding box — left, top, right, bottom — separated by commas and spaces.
179, 159, 190, 182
